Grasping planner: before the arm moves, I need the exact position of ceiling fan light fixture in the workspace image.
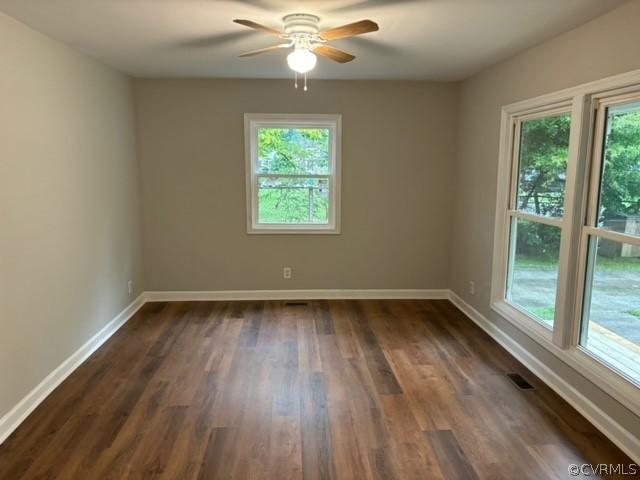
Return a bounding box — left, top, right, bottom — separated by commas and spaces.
287, 48, 317, 74
235, 15, 379, 89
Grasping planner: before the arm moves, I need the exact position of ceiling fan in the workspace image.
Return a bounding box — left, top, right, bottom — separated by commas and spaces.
233, 14, 379, 90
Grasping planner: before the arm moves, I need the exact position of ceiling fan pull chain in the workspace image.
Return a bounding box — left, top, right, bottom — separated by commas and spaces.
304, 72, 308, 92
294, 71, 298, 89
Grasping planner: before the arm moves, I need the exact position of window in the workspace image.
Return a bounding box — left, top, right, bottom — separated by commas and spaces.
579, 96, 640, 384
492, 70, 640, 417
244, 114, 341, 233
505, 111, 572, 329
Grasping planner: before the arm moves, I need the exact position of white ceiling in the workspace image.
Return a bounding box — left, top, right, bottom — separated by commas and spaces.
0, 0, 627, 80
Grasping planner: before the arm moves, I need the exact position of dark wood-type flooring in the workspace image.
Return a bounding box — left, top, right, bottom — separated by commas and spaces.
0, 300, 632, 479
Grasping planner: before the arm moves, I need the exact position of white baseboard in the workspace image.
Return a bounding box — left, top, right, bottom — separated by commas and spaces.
0, 293, 146, 445
144, 289, 450, 302
448, 291, 640, 464
2, 288, 638, 465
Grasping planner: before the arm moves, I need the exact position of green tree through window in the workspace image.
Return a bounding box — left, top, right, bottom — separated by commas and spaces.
516, 107, 640, 258
515, 115, 570, 258
518, 115, 571, 217
599, 105, 640, 226
257, 128, 330, 224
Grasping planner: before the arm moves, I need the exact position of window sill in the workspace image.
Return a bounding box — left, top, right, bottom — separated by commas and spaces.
491, 299, 640, 418
247, 224, 341, 235
491, 300, 553, 343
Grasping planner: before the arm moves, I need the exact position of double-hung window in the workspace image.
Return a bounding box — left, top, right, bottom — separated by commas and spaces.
505, 109, 572, 332
244, 114, 341, 234
492, 70, 640, 416
578, 94, 640, 385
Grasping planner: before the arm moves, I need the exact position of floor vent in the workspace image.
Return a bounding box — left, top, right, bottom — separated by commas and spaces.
507, 373, 534, 390
285, 301, 308, 306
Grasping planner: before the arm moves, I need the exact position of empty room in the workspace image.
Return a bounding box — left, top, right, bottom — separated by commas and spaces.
1, 0, 640, 478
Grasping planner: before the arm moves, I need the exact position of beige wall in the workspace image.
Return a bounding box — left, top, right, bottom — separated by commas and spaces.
451, 0, 640, 438
0, 13, 144, 419
134, 79, 458, 291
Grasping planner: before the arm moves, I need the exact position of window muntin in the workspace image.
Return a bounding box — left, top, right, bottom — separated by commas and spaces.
505, 111, 572, 328
245, 114, 341, 233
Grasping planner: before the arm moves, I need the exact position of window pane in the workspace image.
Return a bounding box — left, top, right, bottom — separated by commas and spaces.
516, 113, 571, 218
258, 128, 330, 175
507, 218, 562, 327
597, 102, 640, 238
258, 177, 329, 224
581, 236, 640, 384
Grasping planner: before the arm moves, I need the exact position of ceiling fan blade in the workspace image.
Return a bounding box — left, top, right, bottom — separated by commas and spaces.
314, 45, 355, 63
320, 20, 378, 41
239, 43, 291, 57
233, 19, 283, 36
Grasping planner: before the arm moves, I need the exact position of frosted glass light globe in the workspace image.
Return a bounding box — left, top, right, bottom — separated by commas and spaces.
287, 49, 317, 74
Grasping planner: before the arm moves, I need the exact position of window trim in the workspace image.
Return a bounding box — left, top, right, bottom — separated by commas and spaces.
244, 113, 342, 234
491, 68, 640, 418
493, 100, 574, 344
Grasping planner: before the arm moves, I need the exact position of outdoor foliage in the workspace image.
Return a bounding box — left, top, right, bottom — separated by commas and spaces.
516, 108, 640, 258
258, 128, 329, 175
257, 128, 330, 223
517, 114, 571, 217
516, 114, 570, 257
514, 218, 561, 261
258, 177, 329, 224
600, 107, 640, 223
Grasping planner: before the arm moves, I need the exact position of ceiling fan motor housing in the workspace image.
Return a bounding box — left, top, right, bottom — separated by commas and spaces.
283, 14, 320, 35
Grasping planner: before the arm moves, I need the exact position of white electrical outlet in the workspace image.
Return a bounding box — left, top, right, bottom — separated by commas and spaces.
469, 281, 476, 295
283, 267, 292, 279
128, 280, 133, 295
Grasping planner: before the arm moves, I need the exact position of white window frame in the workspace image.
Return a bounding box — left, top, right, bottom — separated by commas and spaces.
491, 69, 640, 418
574, 89, 640, 384
492, 100, 579, 345
244, 113, 342, 234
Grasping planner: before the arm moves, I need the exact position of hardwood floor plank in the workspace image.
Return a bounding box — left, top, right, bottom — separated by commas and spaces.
268, 414, 303, 480
314, 299, 336, 335
297, 313, 323, 373
301, 372, 337, 480
379, 394, 444, 480
136, 405, 189, 478
274, 366, 300, 417
0, 299, 632, 480
239, 301, 264, 347
425, 429, 479, 480
348, 301, 403, 395
198, 427, 238, 480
